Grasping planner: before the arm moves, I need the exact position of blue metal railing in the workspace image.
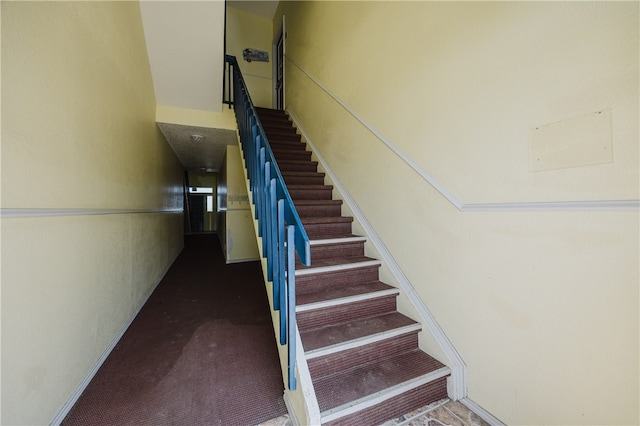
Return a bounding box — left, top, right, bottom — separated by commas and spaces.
225, 55, 311, 390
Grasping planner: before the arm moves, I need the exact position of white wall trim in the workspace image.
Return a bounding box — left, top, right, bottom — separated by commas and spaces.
49, 247, 184, 426
459, 397, 506, 426
286, 55, 640, 213
288, 108, 468, 401
283, 392, 300, 426
1, 207, 183, 219
460, 199, 640, 212
225, 256, 260, 264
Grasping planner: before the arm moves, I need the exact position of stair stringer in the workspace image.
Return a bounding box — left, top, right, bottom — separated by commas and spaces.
237, 140, 322, 426
287, 108, 469, 402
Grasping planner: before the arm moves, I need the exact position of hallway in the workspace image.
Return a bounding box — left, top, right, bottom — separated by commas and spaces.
62, 234, 287, 425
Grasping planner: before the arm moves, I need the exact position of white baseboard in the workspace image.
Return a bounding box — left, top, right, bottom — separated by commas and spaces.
225, 256, 260, 264
49, 247, 183, 425
287, 108, 468, 400
459, 397, 506, 426
283, 392, 300, 426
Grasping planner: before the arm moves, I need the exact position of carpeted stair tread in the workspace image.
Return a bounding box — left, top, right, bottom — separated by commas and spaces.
283, 177, 327, 187
262, 122, 297, 130
270, 141, 307, 151
293, 199, 342, 207
265, 131, 300, 141
296, 281, 397, 310
272, 149, 312, 161
295, 255, 379, 272
301, 311, 418, 352
265, 133, 302, 141
288, 184, 333, 191
313, 350, 447, 414
301, 216, 353, 225
276, 159, 319, 170
293, 200, 343, 218
288, 185, 334, 201
300, 216, 353, 238
282, 171, 326, 178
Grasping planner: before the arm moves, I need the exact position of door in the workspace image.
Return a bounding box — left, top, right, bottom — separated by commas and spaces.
188, 195, 205, 232
274, 16, 285, 110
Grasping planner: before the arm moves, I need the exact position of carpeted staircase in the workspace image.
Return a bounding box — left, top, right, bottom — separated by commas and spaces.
255, 107, 450, 425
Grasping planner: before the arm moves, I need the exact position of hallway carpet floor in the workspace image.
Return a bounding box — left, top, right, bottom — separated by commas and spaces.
62, 234, 287, 426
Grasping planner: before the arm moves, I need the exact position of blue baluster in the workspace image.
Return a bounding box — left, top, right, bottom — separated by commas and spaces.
286, 225, 297, 390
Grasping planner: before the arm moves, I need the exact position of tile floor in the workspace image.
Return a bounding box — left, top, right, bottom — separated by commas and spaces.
258, 398, 491, 426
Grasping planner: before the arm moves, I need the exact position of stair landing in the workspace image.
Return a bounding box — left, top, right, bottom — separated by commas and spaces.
258, 399, 492, 426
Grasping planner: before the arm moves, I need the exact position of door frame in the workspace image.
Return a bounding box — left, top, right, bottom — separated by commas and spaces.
273, 15, 285, 110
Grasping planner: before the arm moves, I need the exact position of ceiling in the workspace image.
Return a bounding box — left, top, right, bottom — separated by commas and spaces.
227, 1, 280, 19
139, 1, 279, 173
157, 123, 238, 172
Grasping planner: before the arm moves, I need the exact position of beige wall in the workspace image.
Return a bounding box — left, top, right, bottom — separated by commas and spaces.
1, 2, 184, 424
226, 5, 273, 108
219, 145, 260, 263
275, 2, 639, 425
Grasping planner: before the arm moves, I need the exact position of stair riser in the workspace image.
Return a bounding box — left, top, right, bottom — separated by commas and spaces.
277, 162, 319, 173
296, 265, 381, 293
308, 241, 365, 261
265, 131, 301, 141
269, 142, 307, 151
295, 241, 365, 267
255, 109, 288, 119
295, 204, 342, 218
322, 377, 448, 426
264, 125, 298, 134
307, 332, 419, 378
303, 222, 353, 239
289, 189, 333, 200
273, 151, 312, 161
265, 129, 301, 142
284, 175, 326, 186
297, 296, 397, 331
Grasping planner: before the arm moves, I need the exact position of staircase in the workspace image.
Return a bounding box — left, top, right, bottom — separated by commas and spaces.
255, 107, 450, 425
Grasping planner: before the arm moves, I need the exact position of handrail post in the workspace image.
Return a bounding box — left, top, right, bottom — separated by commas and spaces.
286, 225, 297, 390
264, 165, 273, 281
277, 199, 286, 341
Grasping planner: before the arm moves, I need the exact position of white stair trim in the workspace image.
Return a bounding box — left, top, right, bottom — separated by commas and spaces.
296, 288, 399, 312
288, 108, 469, 400
295, 259, 381, 276
309, 236, 367, 246
305, 322, 422, 359
320, 366, 451, 423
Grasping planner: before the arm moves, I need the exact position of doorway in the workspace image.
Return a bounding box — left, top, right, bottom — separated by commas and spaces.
273, 16, 285, 110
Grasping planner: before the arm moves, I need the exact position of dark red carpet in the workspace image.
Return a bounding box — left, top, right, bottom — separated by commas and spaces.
62, 234, 287, 425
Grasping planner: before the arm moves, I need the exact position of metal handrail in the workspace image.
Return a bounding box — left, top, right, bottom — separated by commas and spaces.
225, 55, 310, 390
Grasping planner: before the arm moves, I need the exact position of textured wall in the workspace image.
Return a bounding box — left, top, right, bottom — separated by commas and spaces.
1, 2, 184, 424
274, 2, 639, 424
